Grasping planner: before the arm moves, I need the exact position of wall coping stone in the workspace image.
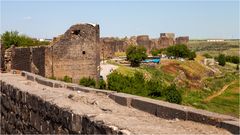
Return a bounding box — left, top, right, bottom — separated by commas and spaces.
18, 70, 240, 134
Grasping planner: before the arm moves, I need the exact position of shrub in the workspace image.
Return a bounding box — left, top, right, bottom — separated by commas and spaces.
79, 77, 96, 87
146, 80, 163, 97
126, 45, 147, 67
107, 70, 166, 97
164, 84, 182, 104
217, 54, 226, 66
107, 71, 130, 92
62, 75, 72, 83
97, 79, 106, 89
188, 51, 196, 60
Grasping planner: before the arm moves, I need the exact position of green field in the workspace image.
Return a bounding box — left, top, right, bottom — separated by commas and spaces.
187, 40, 239, 57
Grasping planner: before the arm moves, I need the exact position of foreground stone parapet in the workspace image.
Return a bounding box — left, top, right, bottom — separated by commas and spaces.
0, 71, 237, 134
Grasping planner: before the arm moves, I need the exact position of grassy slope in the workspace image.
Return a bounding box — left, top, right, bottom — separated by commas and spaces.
113, 58, 239, 117
206, 80, 239, 117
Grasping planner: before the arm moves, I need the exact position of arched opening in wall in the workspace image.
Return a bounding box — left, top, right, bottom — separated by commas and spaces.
72, 30, 81, 35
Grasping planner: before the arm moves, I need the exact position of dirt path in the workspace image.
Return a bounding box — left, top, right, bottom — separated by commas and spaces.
100, 62, 118, 80
204, 80, 236, 103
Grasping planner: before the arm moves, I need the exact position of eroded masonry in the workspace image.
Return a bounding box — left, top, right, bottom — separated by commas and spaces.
3, 23, 100, 83
1, 72, 239, 134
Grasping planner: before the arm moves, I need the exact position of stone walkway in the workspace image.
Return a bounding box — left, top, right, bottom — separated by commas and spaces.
0, 73, 232, 134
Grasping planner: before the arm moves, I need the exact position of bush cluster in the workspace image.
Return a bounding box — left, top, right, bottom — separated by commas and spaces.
96, 79, 107, 89
107, 71, 182, 104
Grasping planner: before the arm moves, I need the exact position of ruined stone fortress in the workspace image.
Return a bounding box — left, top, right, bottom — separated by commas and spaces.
2, 23, 188, 83
0, 23, 239, 134
3, 23, 100, 83
100, 33, 189, 58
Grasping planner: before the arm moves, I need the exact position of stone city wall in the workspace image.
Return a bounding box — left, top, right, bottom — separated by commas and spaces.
0, 80, 123, 134
100, 33, 189, 58
3, 71, 238, 134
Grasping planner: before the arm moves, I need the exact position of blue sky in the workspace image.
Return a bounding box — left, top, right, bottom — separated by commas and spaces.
1, 0, 239, 39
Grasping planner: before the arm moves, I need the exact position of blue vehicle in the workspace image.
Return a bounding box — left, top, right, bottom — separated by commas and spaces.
143, 58, 160, 63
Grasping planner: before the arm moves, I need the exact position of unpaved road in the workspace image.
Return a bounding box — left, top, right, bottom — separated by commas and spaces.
1, 73, 232, 134
100, 63, 118, 80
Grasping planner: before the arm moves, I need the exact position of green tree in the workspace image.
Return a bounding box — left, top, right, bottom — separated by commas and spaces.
1, 31, 20, 48
217, 54, 226, 66
166, 44, 190, 58
126, 45, 147, 67
1, 30, 50, 49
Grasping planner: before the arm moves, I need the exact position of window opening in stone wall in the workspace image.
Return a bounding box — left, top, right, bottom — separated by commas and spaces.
82, 51, 86, 54
72, 30, 81, 35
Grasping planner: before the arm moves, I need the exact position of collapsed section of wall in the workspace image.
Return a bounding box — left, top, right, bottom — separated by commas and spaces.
5, 46, 46, 76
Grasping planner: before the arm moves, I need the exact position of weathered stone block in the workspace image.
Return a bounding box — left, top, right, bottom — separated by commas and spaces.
26, 74, 35, 81
110, 93, 135, 107
35, 77, 53, 87
69, 113, 82, 133
131, 98, 157, 115
21, 71, 26, 77
220, 120, 240, 134
156, 102, 188, 120
187, 108, 221, 126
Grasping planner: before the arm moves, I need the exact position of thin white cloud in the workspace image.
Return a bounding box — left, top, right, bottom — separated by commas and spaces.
23, 16, 32, 20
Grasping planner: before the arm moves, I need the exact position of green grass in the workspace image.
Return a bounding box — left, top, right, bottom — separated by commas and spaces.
182, 73, 239, 118
205, 80, 239, 117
